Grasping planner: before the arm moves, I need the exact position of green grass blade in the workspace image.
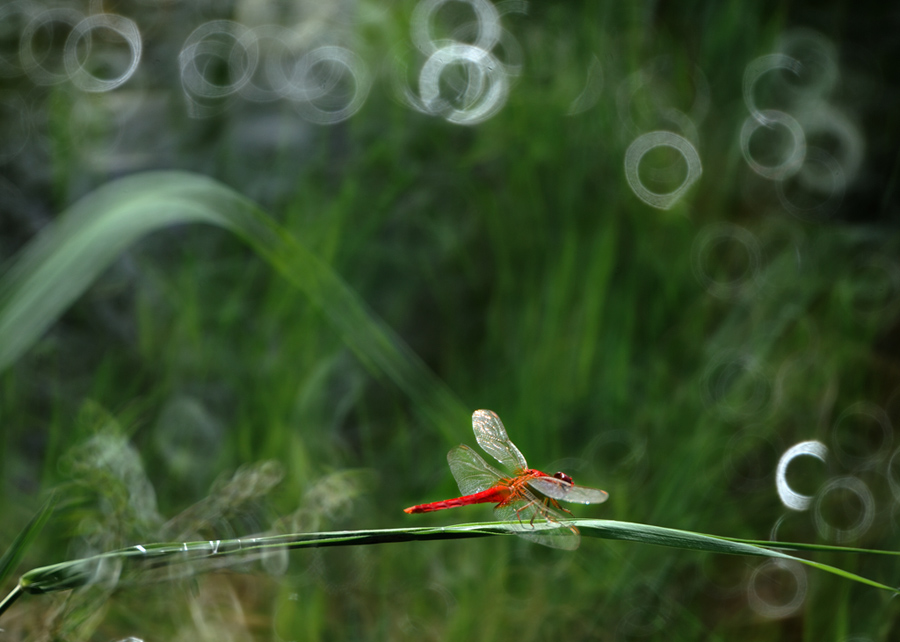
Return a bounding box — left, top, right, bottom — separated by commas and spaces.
0, 494, 57, 618
0, 585, 22, 620
712, 536, 900, 556
0, 171, 468, 436
574, 519, 899, 593
0, 495, 56, 586
14, 518, 900, 600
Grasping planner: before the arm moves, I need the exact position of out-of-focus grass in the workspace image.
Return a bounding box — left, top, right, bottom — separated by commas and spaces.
1, 0, 898, 640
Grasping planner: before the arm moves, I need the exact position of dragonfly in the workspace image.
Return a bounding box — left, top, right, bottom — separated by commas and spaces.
404, 409, 608, 549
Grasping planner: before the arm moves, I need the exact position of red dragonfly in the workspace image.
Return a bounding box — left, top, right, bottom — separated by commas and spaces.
404, 409, 608, 549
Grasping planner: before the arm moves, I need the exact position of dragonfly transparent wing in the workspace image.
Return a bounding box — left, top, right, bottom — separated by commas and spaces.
493, 497, 581, 550
447, 444, 506, 496
472, 409, 527, 472
527, 476, 609, 504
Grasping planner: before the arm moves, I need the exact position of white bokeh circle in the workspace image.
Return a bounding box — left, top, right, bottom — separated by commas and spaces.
747, 559, 807, 619
775, 28, 840, 103
291, 46, 371, 125
740, 109, 806, 180
742, 53, 802, 125
775, 440, 827, 511
19, 8, 84, 86
624, 131, 702, 209
64, 14, 142, 92
418, 43, 508, 125
179, 20, 259, 99
812, 475, 875, 543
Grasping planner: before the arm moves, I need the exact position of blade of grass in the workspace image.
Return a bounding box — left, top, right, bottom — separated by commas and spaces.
573, 519, 900, 593
0, 171, 468, 438
10, 518, 899, 606
0, 494, 57, 618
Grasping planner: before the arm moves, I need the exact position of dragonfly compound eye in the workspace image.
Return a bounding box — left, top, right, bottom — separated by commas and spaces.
553, 472, 574, 484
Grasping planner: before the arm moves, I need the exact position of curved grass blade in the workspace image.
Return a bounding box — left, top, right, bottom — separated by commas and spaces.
0, 171, 468, 436
573, 519, 900, 593
10, 518, 899, 606
0, 494, 57, 618
17, 524, 505, 596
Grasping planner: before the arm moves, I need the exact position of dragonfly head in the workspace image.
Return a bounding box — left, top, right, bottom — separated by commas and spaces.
552, 471, 574, 485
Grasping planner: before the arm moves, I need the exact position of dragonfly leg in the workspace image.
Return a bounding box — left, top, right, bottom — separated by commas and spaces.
506, 496, 572, 529
510, 500, 540, 527
514, 499, 563, 528
540, 496, 571, 515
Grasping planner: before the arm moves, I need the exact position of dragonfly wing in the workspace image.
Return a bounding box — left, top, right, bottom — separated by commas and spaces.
493, 502, 581, 550
526, 476, 609, 504
447, 445, 506, 496
472, 409, 527, 472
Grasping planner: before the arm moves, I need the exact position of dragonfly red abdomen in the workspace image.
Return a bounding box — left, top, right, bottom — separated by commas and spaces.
404, 485, 511, 513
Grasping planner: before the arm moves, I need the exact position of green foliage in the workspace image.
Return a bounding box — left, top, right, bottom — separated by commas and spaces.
0, 0, 897, 640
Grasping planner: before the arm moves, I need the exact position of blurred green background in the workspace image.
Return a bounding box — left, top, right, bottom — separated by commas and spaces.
1, 0, 899, 639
